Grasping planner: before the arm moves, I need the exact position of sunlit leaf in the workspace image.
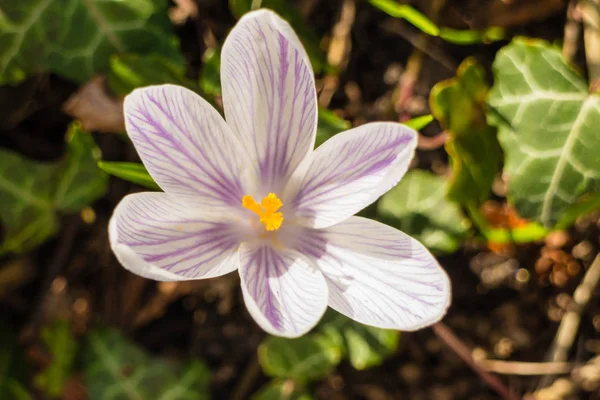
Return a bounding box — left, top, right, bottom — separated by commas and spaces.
84, 328, 210, 400
430, 58, 502, 205
377, 170, 471, 254
199, 47, 222, 97
0, 123, 108, 254
487, 38, 600, 228
34, 320, 78, 399
258, 335, 341, 383
98, 161, 160, 191
228, 0, 326, 73
107, 54, 197, 97
319, 311, 399, 370
252, 380, 313, 400
0, 0, 182, 84
404, 114, 434, 131
369, 0, 504, 44
0, 325, 31, 400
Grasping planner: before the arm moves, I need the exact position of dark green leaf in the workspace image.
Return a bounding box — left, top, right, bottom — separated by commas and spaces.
0, 123, 108, 254
319, 311, 399, 370
84, 328, 210, 400
430, 58, 502, 205
377, 170, 470, 254
98, 161, 160, 191
258, 335, 341, 382
34, 320, 78, 398
107, 54, 198, 97
487, 38, 600, 228
0, 325, 31, 400
0, 0, 183, 84
252, 380, 313, 400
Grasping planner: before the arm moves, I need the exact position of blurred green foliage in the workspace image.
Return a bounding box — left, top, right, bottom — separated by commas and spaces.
0, 0, 182, 85
0, 325, 31, 400
0, 123, 107, 254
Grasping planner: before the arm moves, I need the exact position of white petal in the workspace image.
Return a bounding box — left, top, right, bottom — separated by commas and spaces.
123, 84, 248, 209
238, 243, 328, 337
297, 217, 450, 330
288, 122, 417, 228
109, 192, 242, 281
221, 9, 317, 192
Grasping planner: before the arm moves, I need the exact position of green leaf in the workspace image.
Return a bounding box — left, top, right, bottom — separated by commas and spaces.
258, 335, 341, 383
107, 54, 197, 97
377, 170, 470, 254
404, 114, 434, 131
0, 123, 108, 254
555, 192, 600, 229
487, 38, 600, 228
228, 0, 326, 73
369, 0, 504, 44
0, 0, 182, 84
0, 325, 31, 400
84, 328, 210, 400
98, 161, 160, 190
315, 108, 351, 148
319, 311, 399, 370
252, 380, 313, 400
430, 58, 502, 205
34, 320, 78, 398
199, 48, 222, 97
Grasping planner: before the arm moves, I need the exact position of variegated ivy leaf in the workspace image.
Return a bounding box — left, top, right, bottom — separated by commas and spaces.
487, 38, 600, 228
84, 328, 210, 400
0, 123, 107, 254
0, 0, 182, 84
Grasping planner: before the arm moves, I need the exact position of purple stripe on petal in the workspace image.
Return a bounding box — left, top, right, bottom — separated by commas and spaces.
123, 85, 247, 209
221, 10, 318, 193
238, 243, 328, 338
286, 122, 417, 229
296, 216, 451, 331
109, 192, 242, 281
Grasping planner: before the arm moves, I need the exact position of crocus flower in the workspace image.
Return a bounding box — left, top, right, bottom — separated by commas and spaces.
109, 9, 451, 337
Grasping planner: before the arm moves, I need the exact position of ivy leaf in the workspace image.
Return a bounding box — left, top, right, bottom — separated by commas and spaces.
107, 54, 198, 97
0, 0, 182, 84
0, 123, 108, 254
34, 320, 78, 399
258, 335, 341, 383
98, 161, 160, 190
0, 325, 31, 400
318, 311, 399, 370
487, 38, 600, 228
252, 380, 313, 400
84, 328, 210, 400
430, 58, 502, 205
228, 0, 326, 73
377, 170, 471, 254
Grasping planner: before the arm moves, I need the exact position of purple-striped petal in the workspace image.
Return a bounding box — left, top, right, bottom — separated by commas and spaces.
124, 84, 247, 209
238, 243, 328, 337
109, 192, 242, 281
221, 9, 317, 193
287, 122, 417, 229
298, 217, 450, 330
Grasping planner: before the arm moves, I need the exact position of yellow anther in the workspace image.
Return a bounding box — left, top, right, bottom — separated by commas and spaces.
242, 193, 284, 231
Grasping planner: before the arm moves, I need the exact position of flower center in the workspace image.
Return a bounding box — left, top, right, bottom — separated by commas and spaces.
242, 193, 284, 231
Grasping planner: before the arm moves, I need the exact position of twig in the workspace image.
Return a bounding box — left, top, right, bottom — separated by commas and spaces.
21, 216, 80, 341
432, 322, 521, 400
581, 0, 600, 91
230, 355, 262, 400
537, 253, 600, 389
480, 360, 574, 375
562, 0, 582, 64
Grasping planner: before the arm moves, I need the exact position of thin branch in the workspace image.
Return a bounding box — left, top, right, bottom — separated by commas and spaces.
480, 360, 574, 375
581, 0, 600, 91
432, 322, 521, 400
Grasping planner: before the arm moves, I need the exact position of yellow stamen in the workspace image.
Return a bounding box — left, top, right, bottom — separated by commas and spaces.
242, 193, 284, 231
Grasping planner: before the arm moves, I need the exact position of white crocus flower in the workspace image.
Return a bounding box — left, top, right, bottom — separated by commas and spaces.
109, 9, 451, 338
